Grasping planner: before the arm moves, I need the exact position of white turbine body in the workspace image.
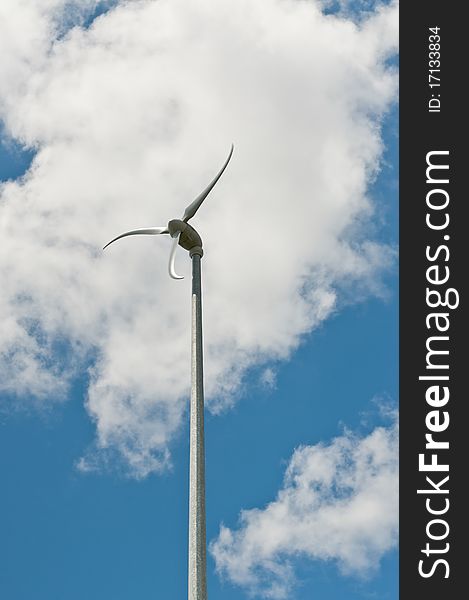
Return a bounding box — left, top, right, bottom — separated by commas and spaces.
103, 144, 234, 279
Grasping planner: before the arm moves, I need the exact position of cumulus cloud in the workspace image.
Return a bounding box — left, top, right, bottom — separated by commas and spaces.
0, 0, 398, 476
211, 413, 398, 598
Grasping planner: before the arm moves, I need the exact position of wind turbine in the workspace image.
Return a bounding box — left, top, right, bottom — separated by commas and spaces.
103, 144, 234, 600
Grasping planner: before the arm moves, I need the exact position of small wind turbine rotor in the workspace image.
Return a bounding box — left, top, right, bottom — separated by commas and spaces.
103, 144, 234, 280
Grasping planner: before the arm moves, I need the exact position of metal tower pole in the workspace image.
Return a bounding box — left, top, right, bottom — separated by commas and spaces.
188, 249, 207, 600
102, 145, 233, 600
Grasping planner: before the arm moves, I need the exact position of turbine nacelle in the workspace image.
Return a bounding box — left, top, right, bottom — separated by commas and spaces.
103, 145, 233, 279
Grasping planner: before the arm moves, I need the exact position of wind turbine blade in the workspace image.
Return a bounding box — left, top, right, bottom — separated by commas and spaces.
168, 233, 184, 280
103, 227, 168, 250
182, 144, 234, 222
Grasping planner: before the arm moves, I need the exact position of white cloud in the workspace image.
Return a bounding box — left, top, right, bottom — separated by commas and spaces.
210, 414, 398, 598
0, 0, 398, 476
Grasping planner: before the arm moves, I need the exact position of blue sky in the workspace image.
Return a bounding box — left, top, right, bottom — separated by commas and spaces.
0, 290, 398, 600
0, 1, 398, 598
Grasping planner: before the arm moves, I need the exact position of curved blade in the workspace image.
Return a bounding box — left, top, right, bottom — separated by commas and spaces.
168, 232, 184, 280
103, 227, 168, 250
182, 144, 234, 222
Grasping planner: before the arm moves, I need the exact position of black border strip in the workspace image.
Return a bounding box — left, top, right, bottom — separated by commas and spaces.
400, 3, 464, 597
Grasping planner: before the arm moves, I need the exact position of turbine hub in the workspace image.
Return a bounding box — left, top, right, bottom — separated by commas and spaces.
168, 219, 203, 257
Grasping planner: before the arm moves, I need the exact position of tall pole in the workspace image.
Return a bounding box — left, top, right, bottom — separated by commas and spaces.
188, 249, 207, 600
102, 145, 233, 600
